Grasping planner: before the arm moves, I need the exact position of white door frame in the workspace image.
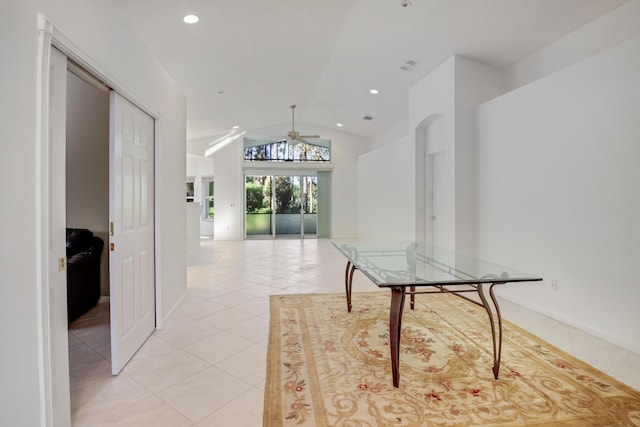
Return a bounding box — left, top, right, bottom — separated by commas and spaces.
36, 15, 164, 426
426, 150, 445, 247
414, 113, 444, 244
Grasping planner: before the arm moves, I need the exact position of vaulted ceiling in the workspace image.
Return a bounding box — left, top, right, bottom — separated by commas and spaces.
113, 0, 627, 144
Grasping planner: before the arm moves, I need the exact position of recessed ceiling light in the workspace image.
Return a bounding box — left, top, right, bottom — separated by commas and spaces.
232, 125, 239, 129
183, 14, 199, 24
336, 123, 343, 127
369, 89, 379, 95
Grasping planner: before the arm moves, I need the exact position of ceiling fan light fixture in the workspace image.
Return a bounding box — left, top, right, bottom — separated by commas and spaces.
285, 104, 322, 145
286, 135, 302, 147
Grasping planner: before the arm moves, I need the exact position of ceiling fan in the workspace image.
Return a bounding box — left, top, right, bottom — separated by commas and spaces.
286, 104, 319, 145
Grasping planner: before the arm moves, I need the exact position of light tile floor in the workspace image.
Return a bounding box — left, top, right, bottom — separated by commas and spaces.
69, 238, 640, 426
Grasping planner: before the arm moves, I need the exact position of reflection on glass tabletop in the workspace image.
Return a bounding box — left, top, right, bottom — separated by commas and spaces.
332, 241, 542, 287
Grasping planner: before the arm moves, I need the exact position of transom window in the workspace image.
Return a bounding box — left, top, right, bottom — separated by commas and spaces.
244, 138, 330, 162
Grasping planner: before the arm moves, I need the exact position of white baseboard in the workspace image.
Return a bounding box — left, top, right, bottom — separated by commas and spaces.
499, 293, 640, 356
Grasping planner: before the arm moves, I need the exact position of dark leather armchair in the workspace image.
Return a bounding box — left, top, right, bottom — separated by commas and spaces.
66, 228, 104, 323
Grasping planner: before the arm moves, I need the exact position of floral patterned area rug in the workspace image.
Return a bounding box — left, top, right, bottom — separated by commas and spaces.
263, 292, 640, 426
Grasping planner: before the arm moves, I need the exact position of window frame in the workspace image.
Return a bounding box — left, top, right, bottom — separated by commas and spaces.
202, 176, 214, 221
243, 139, 331, 162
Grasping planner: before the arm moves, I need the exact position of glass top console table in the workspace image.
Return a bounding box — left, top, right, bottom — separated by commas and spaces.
332, 241, 542, 388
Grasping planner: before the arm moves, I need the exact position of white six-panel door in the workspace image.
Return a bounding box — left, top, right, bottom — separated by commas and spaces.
109, 91, 155, 374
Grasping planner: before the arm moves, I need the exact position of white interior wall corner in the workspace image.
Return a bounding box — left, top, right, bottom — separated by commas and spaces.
475, 34, 640, 353
503, 0, 640, 91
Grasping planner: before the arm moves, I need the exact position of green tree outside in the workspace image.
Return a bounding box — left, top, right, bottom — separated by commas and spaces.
245, 180, 264, 213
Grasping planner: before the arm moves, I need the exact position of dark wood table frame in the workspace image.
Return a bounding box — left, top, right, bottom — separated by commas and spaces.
342, 252, 541, 388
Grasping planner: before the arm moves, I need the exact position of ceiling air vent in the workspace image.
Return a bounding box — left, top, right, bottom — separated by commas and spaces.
363, 116, 373, 121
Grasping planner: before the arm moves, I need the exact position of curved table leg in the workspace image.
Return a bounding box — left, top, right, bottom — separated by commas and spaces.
477, 283, 504, 379
410, 285, 415, 310
344, 261, 356, 313
389, 287, 406, 388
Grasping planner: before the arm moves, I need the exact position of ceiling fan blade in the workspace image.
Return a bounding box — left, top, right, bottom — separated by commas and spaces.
299, 135, 320, 139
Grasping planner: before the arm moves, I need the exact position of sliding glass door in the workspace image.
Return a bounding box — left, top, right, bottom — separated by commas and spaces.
302, 176, 317, 237
245, 175, 271, 237
274, 176, 301, 238
245, 174, 317, 239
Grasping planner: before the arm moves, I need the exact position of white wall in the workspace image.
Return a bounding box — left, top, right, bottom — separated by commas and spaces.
504, 0, 640, 91
358, 56, 502, 248
0, 0, 187, 424
211, 122, 370, 239
363, 0, 640, 254
453, 57, 504, 254
328, 125, 373, 238
213, 137, 245, 240
66, 71, 109, 233
186, 202, 201, 254
475, 34, 640, 353
357, 135, 414, 240
186, 153, 215, 237
371, 119, 408, 150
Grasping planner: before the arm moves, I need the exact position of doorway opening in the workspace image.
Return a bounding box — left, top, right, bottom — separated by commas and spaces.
65, 57, 113, 409
45, 38, 159, 424
415, 113, 446, 246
